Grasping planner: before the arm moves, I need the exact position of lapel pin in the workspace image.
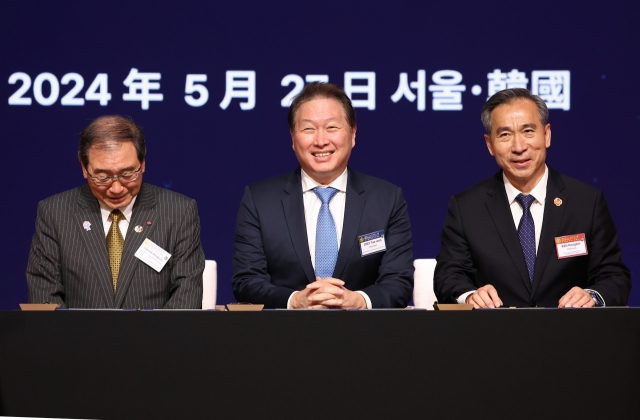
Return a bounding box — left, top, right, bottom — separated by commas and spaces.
134, 225, 144, 233
554, 198, 563, 207
146, 220, 152, 225
83, 221, 91, 231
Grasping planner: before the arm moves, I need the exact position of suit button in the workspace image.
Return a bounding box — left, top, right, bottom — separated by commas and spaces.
531, 301, 537, 307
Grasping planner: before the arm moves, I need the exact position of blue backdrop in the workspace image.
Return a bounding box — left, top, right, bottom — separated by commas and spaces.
2, 0, 638, 309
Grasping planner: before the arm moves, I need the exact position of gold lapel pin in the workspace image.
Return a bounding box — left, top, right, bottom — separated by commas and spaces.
554, 198, 562, 207
134, 225, 144, 233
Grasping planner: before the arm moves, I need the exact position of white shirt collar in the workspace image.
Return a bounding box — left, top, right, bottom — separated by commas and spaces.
301, 168, 348, 193
99, 195, 137, 224
503, 165, 548, 205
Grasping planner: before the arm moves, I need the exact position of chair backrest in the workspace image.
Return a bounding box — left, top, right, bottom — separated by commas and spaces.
202, 260, 217, 309
413, 259, 437, 310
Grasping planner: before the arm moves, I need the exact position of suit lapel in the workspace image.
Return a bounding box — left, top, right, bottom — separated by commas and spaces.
114, 184, 158, 308
282, 170, 316, 283
74, 185, 116, 306
484, 172, 532, 293
531, 168, 566, 297
333, 168, 365, 280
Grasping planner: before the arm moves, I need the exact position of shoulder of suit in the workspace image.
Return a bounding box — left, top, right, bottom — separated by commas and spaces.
37, 185, 87, 208
136, 183, 197, 213
348, 168, 401, 192
144, 182, 196, 204
450, 173, 500, 203
553, 170, 602, 195
246, 171, 296, 194
450, 169, 604, 204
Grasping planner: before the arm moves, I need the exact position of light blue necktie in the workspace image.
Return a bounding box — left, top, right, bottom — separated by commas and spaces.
516, 194, 536, 283
314, 187, 339, 278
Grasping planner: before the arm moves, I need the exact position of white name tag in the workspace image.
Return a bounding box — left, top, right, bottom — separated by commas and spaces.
135, 238, 172, 272
359, 230, 387, 256
555, 233, 588, 259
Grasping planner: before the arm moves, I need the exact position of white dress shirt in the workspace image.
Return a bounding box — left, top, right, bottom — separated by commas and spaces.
99, 196, 137, 239
287, 169, 372, 309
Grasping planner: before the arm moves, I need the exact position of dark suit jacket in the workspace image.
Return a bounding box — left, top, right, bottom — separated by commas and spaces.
434, 167, 631, 307
232, 167, 414, 308
26, 183, 205, 308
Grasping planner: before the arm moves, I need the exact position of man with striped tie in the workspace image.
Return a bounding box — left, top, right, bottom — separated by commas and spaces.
232, 82, 414, 309
27, 115, 204, 308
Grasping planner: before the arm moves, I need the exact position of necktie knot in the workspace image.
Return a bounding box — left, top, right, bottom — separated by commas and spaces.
110, 209, 124, 224
515, 194, 536, 211
314, 187, 338, 204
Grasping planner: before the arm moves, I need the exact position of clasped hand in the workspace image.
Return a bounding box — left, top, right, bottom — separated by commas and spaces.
290, 277, 366, 309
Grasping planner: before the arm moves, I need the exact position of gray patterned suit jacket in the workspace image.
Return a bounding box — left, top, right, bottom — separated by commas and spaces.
26, 183, 204, 308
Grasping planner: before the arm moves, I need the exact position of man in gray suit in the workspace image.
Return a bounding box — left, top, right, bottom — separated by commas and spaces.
27, 115, 204, 308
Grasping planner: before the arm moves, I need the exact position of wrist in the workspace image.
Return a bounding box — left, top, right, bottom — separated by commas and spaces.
465, 293, 474, 304
345, 290, 366, 309
587, 290, 605, 307
290, 291, 308, 309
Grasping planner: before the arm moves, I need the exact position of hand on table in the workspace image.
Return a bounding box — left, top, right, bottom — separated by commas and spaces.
465, 284, 503, 309
558, 287, 595, 308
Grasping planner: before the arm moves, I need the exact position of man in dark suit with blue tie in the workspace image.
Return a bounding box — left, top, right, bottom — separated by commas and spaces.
434, 88, 631, 308
27, 115, 204, 308
232, 82, 414, 309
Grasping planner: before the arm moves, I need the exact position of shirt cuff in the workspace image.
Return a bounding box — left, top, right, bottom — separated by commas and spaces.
584, 289, 606, 307
457, 291, 475, 304
356, 291, 372, 309
287, 291, 298, 309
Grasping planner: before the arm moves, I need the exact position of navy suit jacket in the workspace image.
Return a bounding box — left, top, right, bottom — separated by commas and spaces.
26, 183, 205, 309
434, 167, 631, 307
232, 167, 414, 308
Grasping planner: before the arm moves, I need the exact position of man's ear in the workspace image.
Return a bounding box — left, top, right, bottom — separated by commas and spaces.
544, 123, 551, 148
484, 134, 495, 157
351, 125, 357, 148
80, 157, 88, 179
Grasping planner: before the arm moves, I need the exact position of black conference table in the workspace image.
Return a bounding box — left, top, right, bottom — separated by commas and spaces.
1, 308, 639, 420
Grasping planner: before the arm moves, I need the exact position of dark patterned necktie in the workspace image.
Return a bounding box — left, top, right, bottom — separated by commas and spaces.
314, 187, 339, 278
107, 209, 125, 292
515, 194, 536, 283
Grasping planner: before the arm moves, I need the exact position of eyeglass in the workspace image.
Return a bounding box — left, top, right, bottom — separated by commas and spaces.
87, 166, 142, 186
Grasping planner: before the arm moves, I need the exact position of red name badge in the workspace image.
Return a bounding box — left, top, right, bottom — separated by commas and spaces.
555, 233, 588, 259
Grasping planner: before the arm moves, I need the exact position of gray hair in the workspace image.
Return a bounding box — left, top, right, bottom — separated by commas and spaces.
481, 88, 549, 134
79, 115, 146, 167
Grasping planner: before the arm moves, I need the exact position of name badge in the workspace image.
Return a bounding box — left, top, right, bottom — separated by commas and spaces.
555, 233, 588, 259
359, 230, 387, 256
135, 238, 172, 272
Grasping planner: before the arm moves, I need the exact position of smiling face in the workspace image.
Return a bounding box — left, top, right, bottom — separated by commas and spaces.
81, 141, 145, 210
291, 97, 356, 185
484, 99, 551, 193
